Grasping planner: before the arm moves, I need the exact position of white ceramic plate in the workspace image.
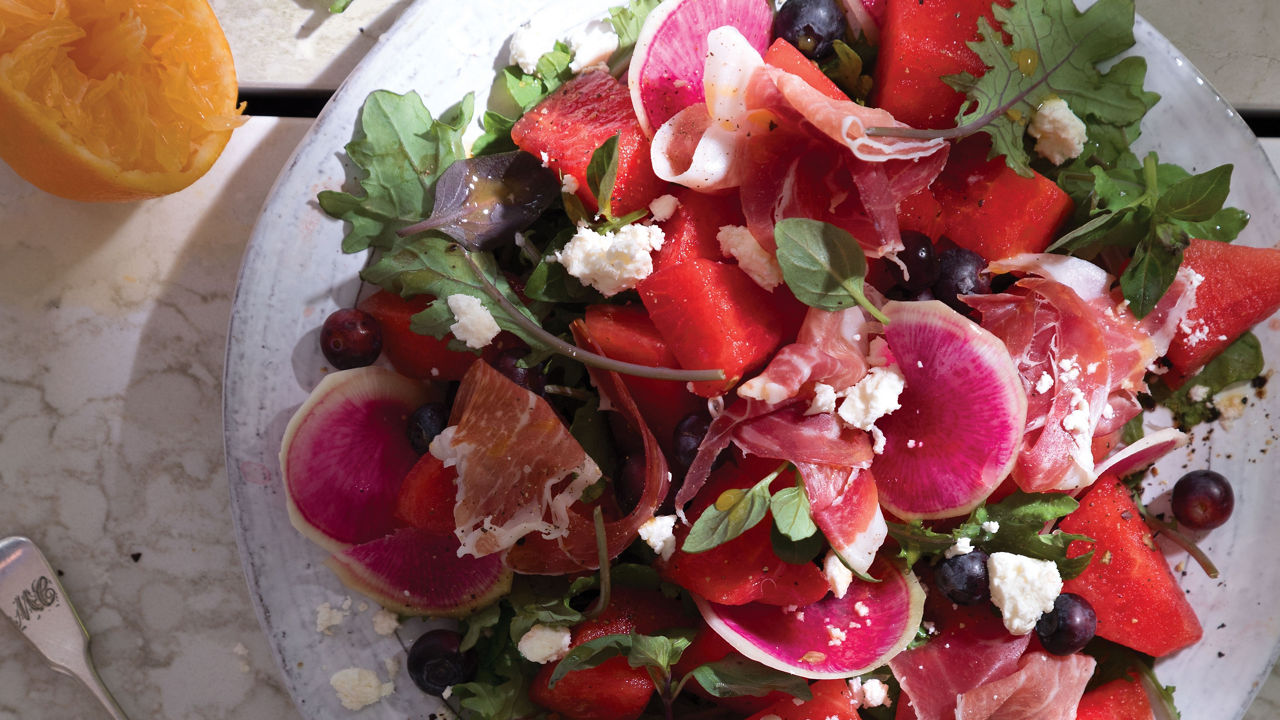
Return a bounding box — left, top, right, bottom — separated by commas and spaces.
223, 2, 1280, 717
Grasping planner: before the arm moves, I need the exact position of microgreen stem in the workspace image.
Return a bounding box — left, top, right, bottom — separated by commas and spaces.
1138, 504, 1220, 579
460, 249, 726, 383
863, 49, 1076, 141
583, 506, 612, 620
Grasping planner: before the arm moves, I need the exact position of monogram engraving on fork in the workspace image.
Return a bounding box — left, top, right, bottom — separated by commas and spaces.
11, 576, 58, 632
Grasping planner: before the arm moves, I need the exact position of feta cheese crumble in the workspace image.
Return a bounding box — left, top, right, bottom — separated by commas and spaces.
555, 222, 665, 296
836, 366, 906, 437
1188, 384, 1211, 402
1029, 97, 1087, 165
987, 552, 1063, 635
371, 608, 399, 637
648, 193, 680, 222
718, 225, 783, 291
329, 668, 393, 711
315, 599, 350, 634
638, 514, 678, 561
806, 382, 839, 416
508, 18, 559, 74
446, 294, 501, 349
824, 550, 854, 599
982, 520, 1001, 534
566, 19, 619, 72
944, 536, 974, 559
1034, 372, 1054, 395
518, 623, 572, 664
850, 677, 891, 708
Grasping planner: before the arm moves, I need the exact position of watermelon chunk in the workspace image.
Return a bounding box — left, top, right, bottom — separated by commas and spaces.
660, 454, 829, 607
1165, 238, 1280, 379
394, 452, 457, 534
763, 38, 848, 101
871, 0, 1004, 129
652, 186, 742, 272
511, 70, 667, 217
1074, 676, 1154, 720
672, 625, 789, 714
639, 258, 804, 397
581, 303, 705, 456
1058, 477, 1203, 657
896, 187, 945, 240
933, 136, 1074, 260
358, 290, 482, 381
529, 586, 692, 720
745, 679, 861, 720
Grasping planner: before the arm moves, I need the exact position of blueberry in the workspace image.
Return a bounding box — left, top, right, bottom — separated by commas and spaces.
1035, 593, 1096, 655
406, 629, 475, 696
320, 308, 382, 369
672, 412, 711, 474
491, 348, 546, 396
1172, 469, 1234, 530
406, 402, 450, 455
932, 247, 992, 315
771, 0, 846, 59
887, 231, 941, 293
935, 549, 990, 605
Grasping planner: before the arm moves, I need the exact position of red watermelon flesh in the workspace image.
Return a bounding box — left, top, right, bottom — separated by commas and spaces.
763, 38, 849, 101
652, 186, 742, 271
1074, 676, 1154, 720
745, 679, 861, 720
358, 290, 481, 381
871, 0, 1005, 129
581, 303, 705, 457
1058, 477, 1203, 657
511, 70, 667, 217
639, 258, 805, 397
1165, 238, 1280, 380
661, 454, 830, 607
394, 452, 458, 534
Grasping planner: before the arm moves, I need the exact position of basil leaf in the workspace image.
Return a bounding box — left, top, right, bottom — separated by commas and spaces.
770, 522, 826, 564
773, 218, 887, 323
548, 634, 633, 688
1119, 233, 1185, 318
770, 483, 818, 541
1120, 414, 1145, 445
608, 0, 661, 62
586, 134, 621, 219
1153, 332, 1264, 429
627, 633, 691, 672
682, 470, 780, 553
1155, 164, 1233, 222
687, 655, 814, 700
569, 394, 617, 480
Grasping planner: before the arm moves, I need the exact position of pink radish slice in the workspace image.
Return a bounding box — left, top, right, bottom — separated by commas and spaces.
327, 527, 512, 617
280, 366, 430, 552
696, 557, 923, 679
1092, 427, 1188, 480
628, 0, 774, 136
873, 300, 1027, 520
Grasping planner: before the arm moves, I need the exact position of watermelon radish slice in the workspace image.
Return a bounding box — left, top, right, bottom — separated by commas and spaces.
327, 527, 512, 618
1092, 426, 1188, 481
696, 557, 923, 679
873, 300, 1027, 520
280, 366, 430, 552
628, 0, 774, 136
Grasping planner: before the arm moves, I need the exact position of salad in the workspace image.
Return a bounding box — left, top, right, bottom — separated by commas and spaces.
271, 0, 1280, 717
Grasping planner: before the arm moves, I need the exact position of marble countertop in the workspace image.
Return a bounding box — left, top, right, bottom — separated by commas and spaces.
1, 1, 1278, 719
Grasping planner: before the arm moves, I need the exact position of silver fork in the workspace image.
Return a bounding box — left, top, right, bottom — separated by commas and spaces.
0, 536, 130, 720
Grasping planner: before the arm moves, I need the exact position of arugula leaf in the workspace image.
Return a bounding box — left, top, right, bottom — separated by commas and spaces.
1153, 332, 1264, 429
770, 481, 819, 542
397, 151, 560, 251
774, 218, 888, 324
452, 602, 540, 720
548, 632, 691, 689
1120, 413, 1145, 445
686, 655, 814, 700
568, 394, 618, 480
1085, 638, 1182, 717
361, 235, 556, 357
317, 90, 472, 254
821, 40, 874, 101
460, 601, 504, 652
682, 468, 782, 553
607, 0, 662, 72
947, 0, 1147, 176
471, 41, 576, 154
886, 491, 1093, 579
1051, 152, 1245, 316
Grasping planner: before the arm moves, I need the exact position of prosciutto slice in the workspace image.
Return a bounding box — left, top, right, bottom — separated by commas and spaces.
504, 321, 671, 574
889, 603, 1031, 720
438, 361, 601, 558
798, 463, 886, 573
954, 651, 1096, 720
